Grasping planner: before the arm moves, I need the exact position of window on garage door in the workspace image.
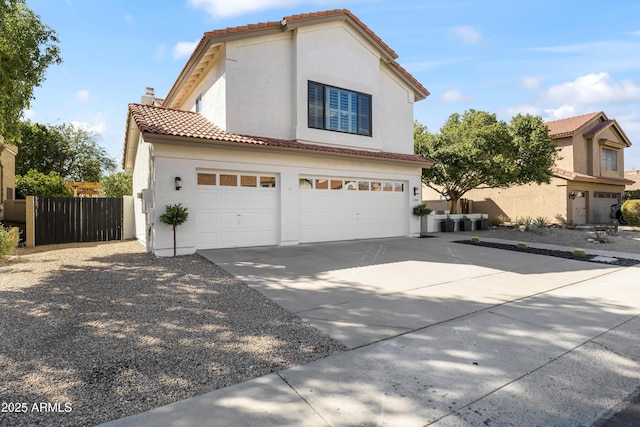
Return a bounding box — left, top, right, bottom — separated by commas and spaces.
198, 172, 277, 188
299, 176, 405, 192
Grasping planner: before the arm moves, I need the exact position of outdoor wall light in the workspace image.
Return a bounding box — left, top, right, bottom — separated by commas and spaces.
413, 187, 419, 196
569, 191, 576, 200
175, 177, 183, 191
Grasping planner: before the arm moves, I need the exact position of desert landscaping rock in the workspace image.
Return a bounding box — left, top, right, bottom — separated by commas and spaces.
0, 241, 346, 427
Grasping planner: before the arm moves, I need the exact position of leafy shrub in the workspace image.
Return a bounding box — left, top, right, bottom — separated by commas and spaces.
160, 203, 189, 257
621, 200, 640, 226
516, 242, 527, 249
573, 248, 586, 258
0, 227, 20, 259
470, 236, 480, 244
412, 204, 432, 216
533, 216, 549, 228
16, 169, 72, 198
488, 216, 502, 227
100, 171, 133, 197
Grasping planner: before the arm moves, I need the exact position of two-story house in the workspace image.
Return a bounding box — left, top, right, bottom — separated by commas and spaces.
123, 9, 431, 256
464, 111, 633, 225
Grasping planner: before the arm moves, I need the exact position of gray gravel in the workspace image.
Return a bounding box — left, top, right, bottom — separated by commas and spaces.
0, 241, 346, 427
468, 226, 640, 255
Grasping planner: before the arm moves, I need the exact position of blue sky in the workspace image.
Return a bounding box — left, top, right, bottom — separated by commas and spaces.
25, 0, 640, 170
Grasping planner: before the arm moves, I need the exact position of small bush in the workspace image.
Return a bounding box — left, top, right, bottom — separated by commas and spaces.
533, 216, 549, 228
488, 216, 503, 227
573, 248, 586, 258
516, 242, 527, 249
621, 200, 640, 226
521, 217, 536, 232
0, 227, 20, 259
470, 236, 480, 244
555, 214, 570, 228
413, 204, 432, 217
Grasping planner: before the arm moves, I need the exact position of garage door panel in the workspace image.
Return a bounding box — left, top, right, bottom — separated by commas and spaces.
196, 171, 279, 249
299, 176, 408, 243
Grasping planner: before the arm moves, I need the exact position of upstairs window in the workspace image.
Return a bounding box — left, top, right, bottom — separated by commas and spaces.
602, 148, 617, 171
308, 81, 371, 136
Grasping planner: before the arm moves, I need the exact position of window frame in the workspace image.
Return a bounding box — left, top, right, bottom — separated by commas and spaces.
601, 148, 618, 171
308, 81, 372, 137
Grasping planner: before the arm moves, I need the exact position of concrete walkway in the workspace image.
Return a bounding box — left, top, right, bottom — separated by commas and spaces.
101, 235, 640, 426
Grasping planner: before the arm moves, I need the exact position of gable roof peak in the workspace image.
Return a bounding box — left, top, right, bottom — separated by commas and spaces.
545, 111, 606, 137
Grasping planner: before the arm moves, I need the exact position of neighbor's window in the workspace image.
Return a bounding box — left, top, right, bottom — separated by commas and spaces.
308, 81, 371, 136
602, 148, 617, 171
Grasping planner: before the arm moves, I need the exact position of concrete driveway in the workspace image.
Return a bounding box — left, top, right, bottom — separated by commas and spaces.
107, 236, 640, 426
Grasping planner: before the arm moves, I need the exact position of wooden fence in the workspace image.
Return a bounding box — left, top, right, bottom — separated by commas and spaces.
33, 197, 123, 246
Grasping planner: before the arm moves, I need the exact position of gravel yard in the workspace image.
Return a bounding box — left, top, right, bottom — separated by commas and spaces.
0, 241, 346, 427
469, 226, 640, 255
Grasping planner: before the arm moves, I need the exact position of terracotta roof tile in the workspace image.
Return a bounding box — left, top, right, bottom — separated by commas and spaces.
583, 119, 613, 137
545, 112, 603, 137
128, 103, 432, 165
551, 167, 634, 185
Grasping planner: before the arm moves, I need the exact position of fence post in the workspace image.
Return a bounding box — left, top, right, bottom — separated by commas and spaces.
26, 195, 36, 247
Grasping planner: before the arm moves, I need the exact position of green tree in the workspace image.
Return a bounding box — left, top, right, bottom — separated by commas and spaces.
415, 110, 559, 214
16, 169, 72, 198
0, 0, 62, 144
160, 204, 189, 257
100, 172, 133, 197
15, 121, 116, 180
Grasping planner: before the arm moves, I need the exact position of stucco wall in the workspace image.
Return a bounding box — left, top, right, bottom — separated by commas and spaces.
145, 141, 422, 256
463, 178, 568, 223
131, 135, 153, 246
0, 142, 17, 203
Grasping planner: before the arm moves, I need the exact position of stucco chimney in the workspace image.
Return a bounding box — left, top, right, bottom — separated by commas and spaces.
141, 87, 155, 105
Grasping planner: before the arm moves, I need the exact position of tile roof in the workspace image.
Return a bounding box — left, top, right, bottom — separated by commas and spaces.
551, 167, 634, 185
583, 119, 613, 137
625, 170, 640, 190
545, 112, 603, 137
127, 103, 433, 165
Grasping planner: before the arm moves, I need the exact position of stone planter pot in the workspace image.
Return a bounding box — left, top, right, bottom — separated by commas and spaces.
476, 219, 488, 230
441, 220, 455, 232
460, 219, 472, 231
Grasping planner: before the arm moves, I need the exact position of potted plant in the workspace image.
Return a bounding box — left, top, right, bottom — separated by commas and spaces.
460, 214, 472, 231
476, 214, 489, 231
440, 215, 455, 232
413, 204, 432, 236
160, 203, 189, 257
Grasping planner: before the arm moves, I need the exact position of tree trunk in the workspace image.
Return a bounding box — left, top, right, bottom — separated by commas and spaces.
449, 195, 459, 214
173, 225, 176, 257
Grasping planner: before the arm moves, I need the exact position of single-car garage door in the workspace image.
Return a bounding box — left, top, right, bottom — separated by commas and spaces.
196, 171, 279, 249
592, 192, 620, 224
299, 176, 408, 243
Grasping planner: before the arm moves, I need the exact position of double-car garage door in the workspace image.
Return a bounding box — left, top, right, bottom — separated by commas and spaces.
196, 171, 408, 249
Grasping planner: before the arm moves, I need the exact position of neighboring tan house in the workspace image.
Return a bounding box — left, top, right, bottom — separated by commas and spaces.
123, 9, 431, 256
452, 112, 634, 225
625, 170, 640, 193
0, 136, 18, 207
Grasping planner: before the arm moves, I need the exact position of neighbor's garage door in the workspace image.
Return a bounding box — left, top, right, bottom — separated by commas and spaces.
592, 192, 619, 224
196, 171, 279, 249
299, 176, 408, 243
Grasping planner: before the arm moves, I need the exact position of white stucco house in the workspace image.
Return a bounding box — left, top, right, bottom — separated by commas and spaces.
123, 9, 432, 256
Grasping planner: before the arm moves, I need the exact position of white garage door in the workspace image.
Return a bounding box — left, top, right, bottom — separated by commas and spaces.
592, 192, 619, 224
299, 176, 408, 243
195, 171, 279, 249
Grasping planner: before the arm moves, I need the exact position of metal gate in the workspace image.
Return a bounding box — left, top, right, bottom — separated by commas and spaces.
34, 197, 123, 246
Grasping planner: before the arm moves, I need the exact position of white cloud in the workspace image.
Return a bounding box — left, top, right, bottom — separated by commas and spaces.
521, 76, 541, 90
22, 109, 35, 120
172, 40, 199, 59
188, 0, 302, 18
71, 114, 107, 134
75, 89, 90, 103
543, 105, 576, 120
451, 25, 481, 44
440, 89, 467, 103
546, 72, 640, 104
